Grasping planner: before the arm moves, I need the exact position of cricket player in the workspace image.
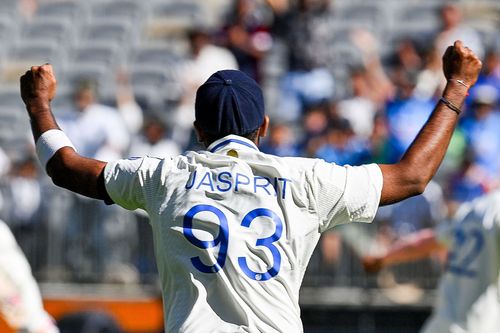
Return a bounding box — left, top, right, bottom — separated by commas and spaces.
362, 190, 500, 333
19, 41, 480, 332
0, 220, 59, 333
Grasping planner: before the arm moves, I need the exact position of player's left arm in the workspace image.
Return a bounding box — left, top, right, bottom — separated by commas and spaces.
20, 64, 113, 202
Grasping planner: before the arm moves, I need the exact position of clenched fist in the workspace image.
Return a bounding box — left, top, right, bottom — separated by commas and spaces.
20, 64, 57, 108
443, 40, 482, 88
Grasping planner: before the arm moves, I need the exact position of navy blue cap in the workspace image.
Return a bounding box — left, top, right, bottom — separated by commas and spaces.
195, 70, 265, 136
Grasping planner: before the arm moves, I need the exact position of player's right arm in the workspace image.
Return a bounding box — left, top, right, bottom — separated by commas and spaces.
20, 65, 112, 202
378, 41, 482, 205
362, 228, 447, 273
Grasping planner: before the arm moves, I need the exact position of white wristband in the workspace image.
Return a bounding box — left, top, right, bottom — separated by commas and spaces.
36, 129, 76, 169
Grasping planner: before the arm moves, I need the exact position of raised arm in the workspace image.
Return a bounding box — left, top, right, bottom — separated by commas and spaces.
362, 229, 446, 273
379, 41, 482, 205
20, 65, 111, 201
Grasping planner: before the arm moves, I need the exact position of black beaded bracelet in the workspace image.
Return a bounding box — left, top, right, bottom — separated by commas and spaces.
440, 97, 462, 115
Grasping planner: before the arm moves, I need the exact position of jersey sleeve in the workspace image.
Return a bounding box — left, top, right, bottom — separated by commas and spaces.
104, 157, 163, 211
310, 161, 383, 232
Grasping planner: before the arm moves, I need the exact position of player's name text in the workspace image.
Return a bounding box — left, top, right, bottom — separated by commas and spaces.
185, 170, 292, 199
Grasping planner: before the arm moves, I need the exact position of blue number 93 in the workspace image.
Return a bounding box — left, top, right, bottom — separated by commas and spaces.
182, 205, 283, 281
183, 205, 229, 273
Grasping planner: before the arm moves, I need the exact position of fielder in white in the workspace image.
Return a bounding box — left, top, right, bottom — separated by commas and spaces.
363, 191, 500, 333
19, 41, 480, 332
0, 221, 58, 333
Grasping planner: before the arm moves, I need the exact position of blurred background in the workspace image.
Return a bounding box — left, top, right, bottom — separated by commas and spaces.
0, 0, 499, 332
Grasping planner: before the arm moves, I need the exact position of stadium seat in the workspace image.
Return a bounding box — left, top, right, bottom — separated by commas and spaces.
129, 44, 181, 67
385, 2, 441, 52
20, 17, 75, 46
0, 106, 30, 145
59, 63, 111, 90
0, 87, 24, 108
51, 89, 75, 115
334, 4, 386, 33
330, 42, 363, 67
328, 21, 375, 44
146, 1, 204, 38
0, 0, 17, 17
36, 0, 89, 23
329, 64, 351, 100
149, 1, 202, 17
81, 18, 135, 47
0, 16, 16, 47
70, 41, 123, 68
129, 65, 182, 102
129, 65, 173, 89
91, 0, 146, 24
8, 40, 65, 66
395, 3, 441, 33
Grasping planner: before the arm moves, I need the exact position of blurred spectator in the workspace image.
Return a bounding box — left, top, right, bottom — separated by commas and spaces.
260, 123, 300, 157
388, 39, 423, 79
349, 29, 394, 107
369, 113, 390, 164
57, 80, 131, 162
1, 157, 42, 234
473, 49, 500, 95
459, 84, 500, 183
337, 68, 378, 139
129, 118, 181, 158
184, 28, 239, 84
0, 156, 50, 272
222, 0, 273, 81
265, 0, 335, 122
415, 47, 444, 99
173, 27, 238, 148
55, 80, 137, 282
447, 152, 488, 212
314, 119, 371, 166
115, 71, 144, 136
301, 104, 329, 156
385, 72, 435, 162
18, 0, 38, 21
435, 3, 484, 60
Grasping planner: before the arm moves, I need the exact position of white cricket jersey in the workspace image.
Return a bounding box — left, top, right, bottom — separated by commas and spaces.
423, 191, 500, 333
104, 135, 383, 333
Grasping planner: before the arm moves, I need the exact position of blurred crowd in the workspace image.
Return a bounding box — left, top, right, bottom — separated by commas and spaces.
0, 0, 499, 287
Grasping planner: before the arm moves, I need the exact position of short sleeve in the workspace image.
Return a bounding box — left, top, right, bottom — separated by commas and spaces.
311, 161, 383, 232
104, 157, 163, 210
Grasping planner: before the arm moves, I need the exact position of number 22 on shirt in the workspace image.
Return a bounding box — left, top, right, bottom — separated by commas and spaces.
182, 204, 283, 281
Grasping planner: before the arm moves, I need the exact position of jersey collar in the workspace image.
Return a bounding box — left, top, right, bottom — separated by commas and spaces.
207, 135, 260, 153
